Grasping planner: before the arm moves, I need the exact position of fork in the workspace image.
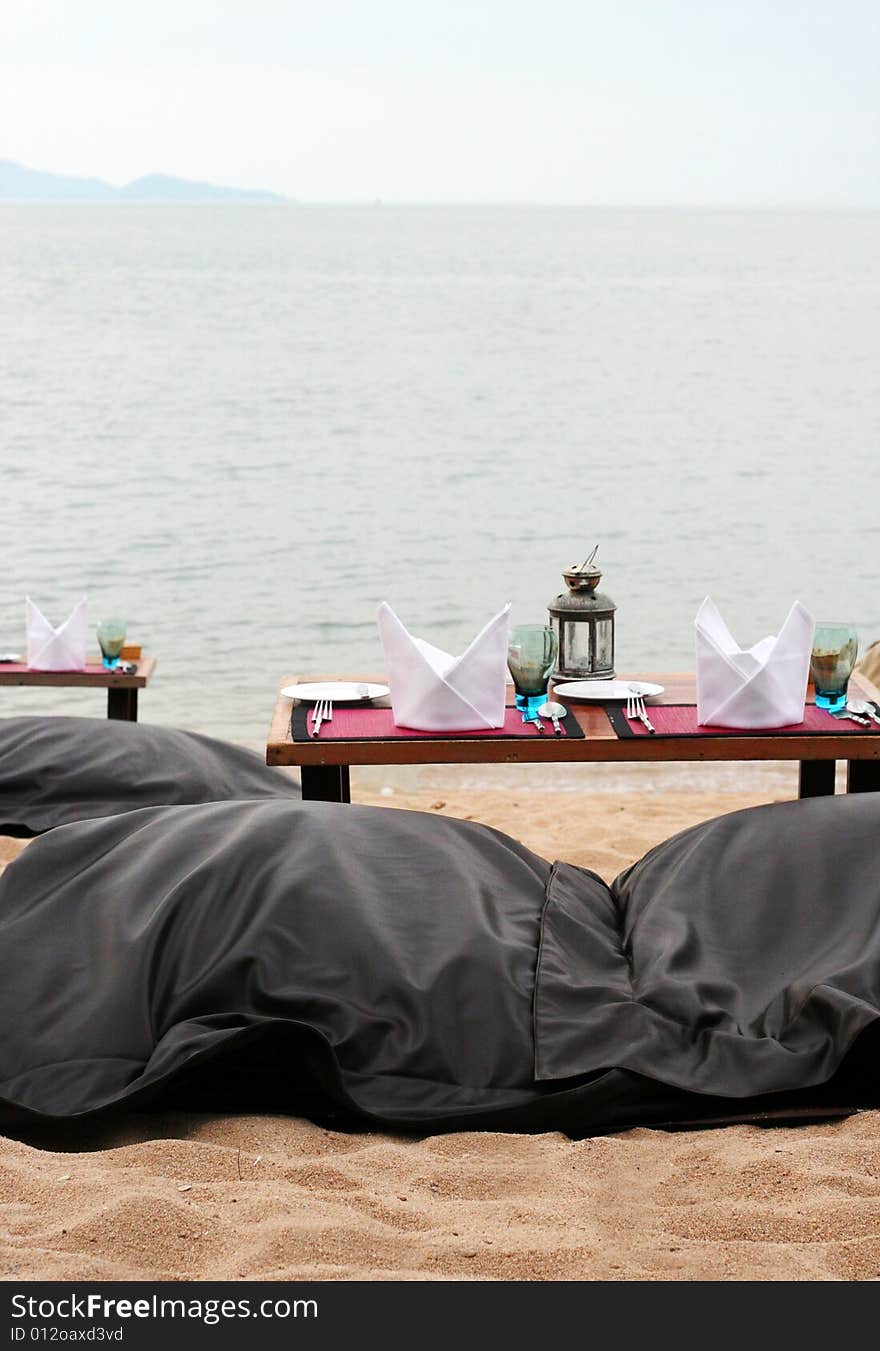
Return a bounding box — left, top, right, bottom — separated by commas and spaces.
627, 688, 655, 734
311, 699, 334, 736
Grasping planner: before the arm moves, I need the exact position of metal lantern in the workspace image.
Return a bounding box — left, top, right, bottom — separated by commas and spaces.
547, 547, 616, 680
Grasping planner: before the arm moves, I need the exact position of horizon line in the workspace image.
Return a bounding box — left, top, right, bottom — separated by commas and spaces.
2, 197, 879, 210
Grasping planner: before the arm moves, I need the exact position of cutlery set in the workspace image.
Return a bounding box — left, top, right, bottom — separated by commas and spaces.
626, 688, 655, 734
310, 699, 333, 737
830, 698, 880, 728
526, 700, 568, 735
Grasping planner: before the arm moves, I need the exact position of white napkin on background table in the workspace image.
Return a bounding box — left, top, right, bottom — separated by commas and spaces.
378, 602, 511, 730
695, 597, 815, 728
26, 597, 88, 671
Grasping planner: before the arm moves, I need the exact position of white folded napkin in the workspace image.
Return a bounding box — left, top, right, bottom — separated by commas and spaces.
378, 602, 511, 730
695, 597, 815, 728
26, 597, 88, 671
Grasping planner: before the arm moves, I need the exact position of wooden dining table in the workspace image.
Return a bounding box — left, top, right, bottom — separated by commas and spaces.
267, 670, 880, 804
0, 656, 156, 721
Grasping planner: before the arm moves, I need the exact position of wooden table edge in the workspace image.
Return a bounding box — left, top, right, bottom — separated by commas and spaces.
0, 655, 157, 689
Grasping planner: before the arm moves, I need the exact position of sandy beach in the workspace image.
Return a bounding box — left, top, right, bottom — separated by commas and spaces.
3, 776, 879, 1283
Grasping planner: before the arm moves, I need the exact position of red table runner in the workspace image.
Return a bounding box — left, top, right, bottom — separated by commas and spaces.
291, 704, 585, 742
606, 703, 880, 739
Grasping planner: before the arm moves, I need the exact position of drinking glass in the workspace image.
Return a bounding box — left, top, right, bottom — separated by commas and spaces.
810, 623, 858, 712
97, 618, 127, 670
507, 625, 558, 721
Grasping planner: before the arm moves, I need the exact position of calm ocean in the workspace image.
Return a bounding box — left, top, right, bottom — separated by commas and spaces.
1, 204, 878, 749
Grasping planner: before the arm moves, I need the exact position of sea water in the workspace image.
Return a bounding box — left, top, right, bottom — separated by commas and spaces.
1, 204, 878, 749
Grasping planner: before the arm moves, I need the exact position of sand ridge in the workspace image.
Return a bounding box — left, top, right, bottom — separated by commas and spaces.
4, 1113, 880, 1281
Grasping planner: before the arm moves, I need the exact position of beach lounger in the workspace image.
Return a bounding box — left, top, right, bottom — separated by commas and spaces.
0, 715, 300, 836
1, 790, 879, 1136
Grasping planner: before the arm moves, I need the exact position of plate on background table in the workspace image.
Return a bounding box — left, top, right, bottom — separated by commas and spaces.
281, 681, 390, 704
554, 679, 665, 702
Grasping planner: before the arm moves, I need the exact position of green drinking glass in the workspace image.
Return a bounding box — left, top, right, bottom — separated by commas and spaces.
810, 622, 858, 713
97, 618, 127, 670
507, 625, 558, 722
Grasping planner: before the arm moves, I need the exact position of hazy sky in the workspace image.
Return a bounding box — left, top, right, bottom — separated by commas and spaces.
3, 0, 879, 203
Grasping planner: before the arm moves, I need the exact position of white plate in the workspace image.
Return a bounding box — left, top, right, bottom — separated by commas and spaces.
553, 679, 665, 702
281, 681, 390, 704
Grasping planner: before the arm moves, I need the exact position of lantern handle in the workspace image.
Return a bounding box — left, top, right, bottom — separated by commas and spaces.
576, 545, 599, 572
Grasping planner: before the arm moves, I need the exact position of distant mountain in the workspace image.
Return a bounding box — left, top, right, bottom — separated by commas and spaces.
0, 161, 119, 200
0, 160, 286, 202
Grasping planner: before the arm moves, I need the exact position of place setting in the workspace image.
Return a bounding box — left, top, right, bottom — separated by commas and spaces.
0, 599, 142, 676
283, 546, 630, 746
603, 599, 879, 740
286, 605, 585, 742
0, 597, 152, 721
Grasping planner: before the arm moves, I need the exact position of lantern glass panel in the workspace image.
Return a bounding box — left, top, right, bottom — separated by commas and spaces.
562, 618, 593, 674
594, 618, 614, 671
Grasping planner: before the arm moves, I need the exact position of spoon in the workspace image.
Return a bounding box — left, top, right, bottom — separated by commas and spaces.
538, 701, 568, 736
845, 697, 880, 726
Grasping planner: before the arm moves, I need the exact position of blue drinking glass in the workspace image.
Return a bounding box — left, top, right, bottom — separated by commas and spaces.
97, 618, 127, 670
811, 623, 858, 712
507, 625, 558, 721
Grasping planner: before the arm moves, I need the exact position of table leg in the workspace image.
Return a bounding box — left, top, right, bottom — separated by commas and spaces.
799, 760, 836, 798
107, 688, 138, 721
846, 760, 880, 794
301, 765, 351, 803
